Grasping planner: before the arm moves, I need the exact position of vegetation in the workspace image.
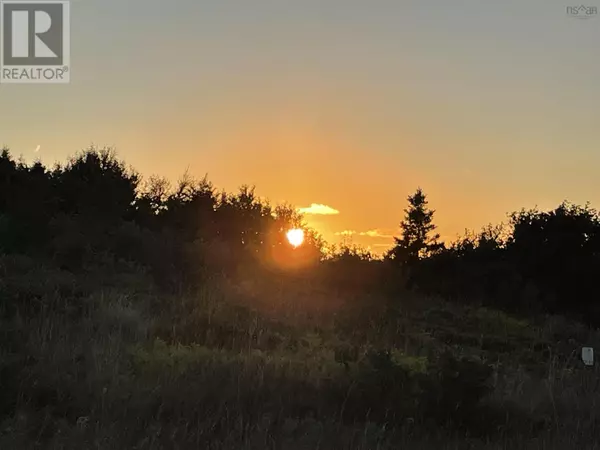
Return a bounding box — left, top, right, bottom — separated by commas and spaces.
1, 146, 600, 449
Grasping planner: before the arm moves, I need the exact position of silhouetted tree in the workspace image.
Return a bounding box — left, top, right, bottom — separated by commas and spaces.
56, 147, 139, 222
134, 175, 171, 224
506, 202, 600, 318
387, 188, 442, 266
0, 150, 59, 252
161, 173, 216, 237
416, 223, 515, 307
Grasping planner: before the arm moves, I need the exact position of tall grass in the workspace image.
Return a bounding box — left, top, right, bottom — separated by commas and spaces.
1, 255, 600, 449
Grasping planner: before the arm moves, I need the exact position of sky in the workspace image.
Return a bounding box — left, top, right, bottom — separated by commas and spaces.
1, 0, 599, 253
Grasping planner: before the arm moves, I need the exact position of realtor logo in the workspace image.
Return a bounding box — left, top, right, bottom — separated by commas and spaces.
0, 1, 70, 83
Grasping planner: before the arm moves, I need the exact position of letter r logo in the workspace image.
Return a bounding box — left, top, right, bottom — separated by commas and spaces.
11, 10, 58, 58
1, 2, 66, 65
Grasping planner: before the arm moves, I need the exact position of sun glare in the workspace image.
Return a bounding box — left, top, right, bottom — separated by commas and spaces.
286, 228, 305, 247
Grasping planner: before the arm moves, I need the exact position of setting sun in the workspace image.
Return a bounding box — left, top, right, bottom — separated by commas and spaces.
286, 228, 305, 247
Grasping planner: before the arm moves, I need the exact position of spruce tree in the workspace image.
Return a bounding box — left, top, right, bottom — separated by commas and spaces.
387, 188, 441, 265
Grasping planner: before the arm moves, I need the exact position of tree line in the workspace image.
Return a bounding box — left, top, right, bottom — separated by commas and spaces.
2, 146, 599, 325
388, 188, 600, 325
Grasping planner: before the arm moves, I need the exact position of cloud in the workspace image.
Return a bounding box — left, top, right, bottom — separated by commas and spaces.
297, 203, 340, 215
334, 230, 356, 236
358, 229, 394, 238
334, 229, 395, 238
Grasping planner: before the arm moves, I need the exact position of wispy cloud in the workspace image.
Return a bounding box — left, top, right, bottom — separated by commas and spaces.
359, 229, 394, 238
335, 229, 394, 238
334, 230, 356, 236
334, 228, 394, 239
297, 203, 340, 215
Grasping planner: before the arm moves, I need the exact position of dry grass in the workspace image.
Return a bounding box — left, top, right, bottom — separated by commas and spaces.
2, 257, 600, 449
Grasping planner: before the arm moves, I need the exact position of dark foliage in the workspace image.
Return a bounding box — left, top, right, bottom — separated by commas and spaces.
0, 147, 323, 292
410, 201, 600, 324
2, 147, 600, 322
3, 147, 600, 448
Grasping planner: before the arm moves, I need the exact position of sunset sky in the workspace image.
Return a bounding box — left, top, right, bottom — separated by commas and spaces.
1, 0, 599, 252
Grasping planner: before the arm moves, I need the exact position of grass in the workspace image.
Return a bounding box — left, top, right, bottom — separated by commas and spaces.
1, 255, 600, 449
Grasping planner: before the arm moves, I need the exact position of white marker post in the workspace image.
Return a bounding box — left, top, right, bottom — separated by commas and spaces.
582, 347, 594, 366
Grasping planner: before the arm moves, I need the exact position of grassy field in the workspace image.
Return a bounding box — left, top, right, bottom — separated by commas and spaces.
1, 254, 600, 449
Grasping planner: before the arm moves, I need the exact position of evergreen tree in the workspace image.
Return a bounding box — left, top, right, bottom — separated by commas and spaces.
387, 188, 442, 265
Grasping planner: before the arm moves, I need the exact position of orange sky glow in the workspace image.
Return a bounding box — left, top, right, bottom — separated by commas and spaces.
1, 1, 599, 255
